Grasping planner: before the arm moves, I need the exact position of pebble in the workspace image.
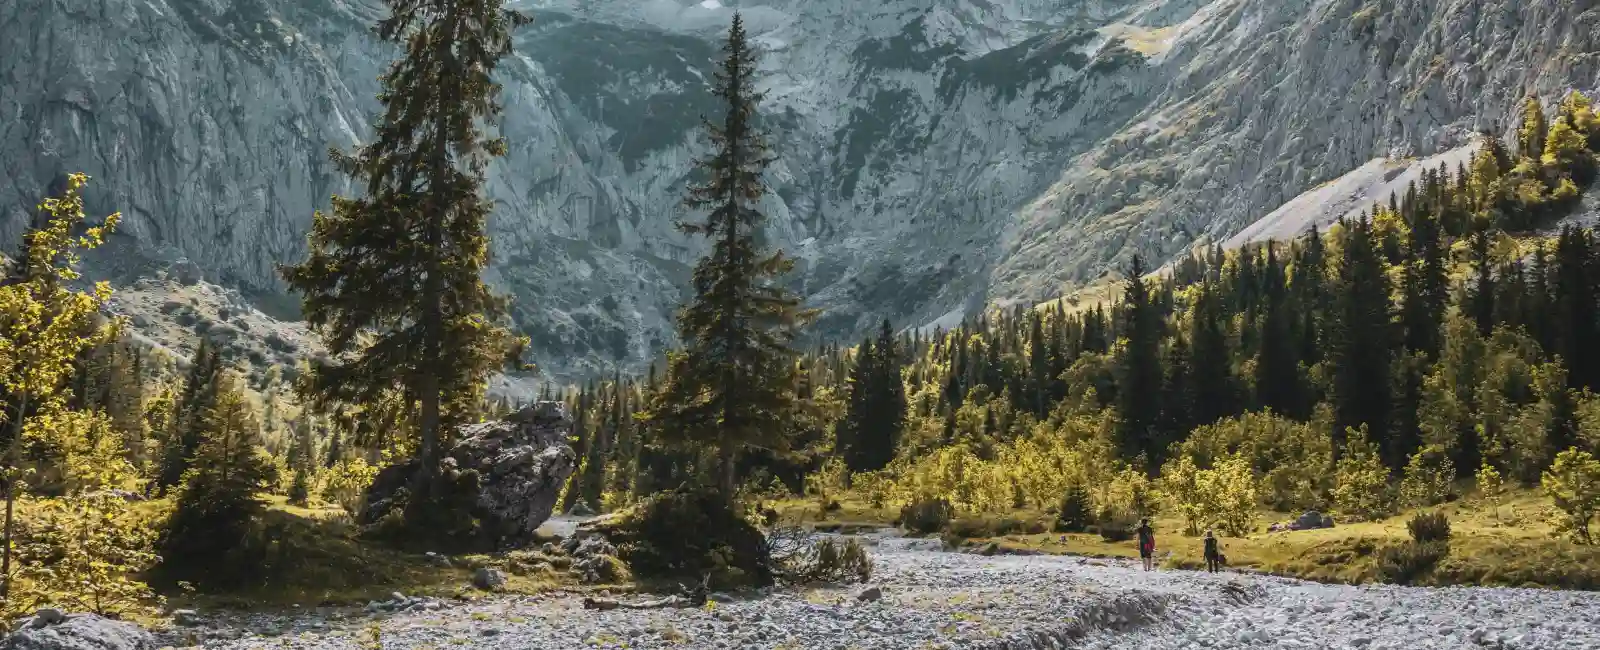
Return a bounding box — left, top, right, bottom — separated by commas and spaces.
168, 536, 1600, 650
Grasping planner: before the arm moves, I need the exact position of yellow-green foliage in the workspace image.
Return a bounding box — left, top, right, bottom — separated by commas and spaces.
1541, 448, 1600, 544
1399, 445, 1456, 508
7, 494, 161, 618
1177, 410, 1333, 511
1334, 426, 1394, 521
1476, 462, 1505, 505
0, 173, 144, 609
322, 457, 380, 517
876, 407, 1123, 515
1157, 452, 1256, 536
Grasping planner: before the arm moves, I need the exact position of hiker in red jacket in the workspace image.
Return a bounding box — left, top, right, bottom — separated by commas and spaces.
1136, 518, 1155, 571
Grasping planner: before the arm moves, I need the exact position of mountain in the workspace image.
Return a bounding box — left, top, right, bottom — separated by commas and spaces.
3, 0, 1598, 382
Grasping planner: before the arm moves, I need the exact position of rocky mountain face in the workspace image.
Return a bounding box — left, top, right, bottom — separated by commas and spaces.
4, 0, 1600, 381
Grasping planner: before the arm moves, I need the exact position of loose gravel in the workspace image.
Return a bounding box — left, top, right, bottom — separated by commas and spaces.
171, 536, 1600, 650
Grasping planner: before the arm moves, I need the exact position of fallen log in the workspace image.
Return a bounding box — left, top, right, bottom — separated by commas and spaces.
581, 595, 692, 611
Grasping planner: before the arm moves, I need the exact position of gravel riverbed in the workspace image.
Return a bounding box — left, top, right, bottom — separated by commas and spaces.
175, 538, 1600, 650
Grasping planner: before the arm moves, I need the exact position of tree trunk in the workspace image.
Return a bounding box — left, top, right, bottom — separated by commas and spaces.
718, 444, 736, 500
1, 391, 30, 599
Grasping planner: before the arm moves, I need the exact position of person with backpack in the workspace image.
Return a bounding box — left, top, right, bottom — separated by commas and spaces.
1203, 530, 1222, 573
1136, 518, 1155, 571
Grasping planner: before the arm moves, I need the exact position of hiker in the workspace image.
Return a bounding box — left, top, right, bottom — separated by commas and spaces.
1203, 530, 1221, 573
1136, 518, 1155, 571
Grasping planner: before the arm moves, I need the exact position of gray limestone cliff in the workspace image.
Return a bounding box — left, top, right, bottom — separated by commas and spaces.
3, 0, 1599, 380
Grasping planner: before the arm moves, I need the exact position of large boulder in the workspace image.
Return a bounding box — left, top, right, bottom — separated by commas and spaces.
362, 402, 578, 549
2, 613, 156, 650
1291, 511, 1335, 531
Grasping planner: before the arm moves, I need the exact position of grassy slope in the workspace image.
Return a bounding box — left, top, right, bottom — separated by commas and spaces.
772, 490, 1600, 590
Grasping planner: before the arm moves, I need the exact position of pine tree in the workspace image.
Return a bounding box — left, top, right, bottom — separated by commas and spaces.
840, 320, 907, 474
1465, 226, 1496, 337
286, 416, 316, 505
639, 13, 811, 498
162, 372, 275, 584
1157, 335, 1192, 442
157, 338, 222, 492
1115, 255, 1163, 466
280, 0, 529, 504
1401, 206, 1448, 358
1328, 216, 1393, 453
1187, 280, 1236, 430
1554, 226, 1599, 391
1256, 245, 1302, 417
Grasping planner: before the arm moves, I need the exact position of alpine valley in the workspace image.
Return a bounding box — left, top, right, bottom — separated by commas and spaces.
4, 0, 1599, 383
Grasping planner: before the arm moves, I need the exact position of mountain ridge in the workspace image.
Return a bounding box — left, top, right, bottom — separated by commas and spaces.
4, 0, 1598, 382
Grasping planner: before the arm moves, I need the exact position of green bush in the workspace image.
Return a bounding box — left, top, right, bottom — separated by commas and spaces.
1407, 510, 1451, 544
1377, 540, 1449, 585
899, 495, 955, 535
1055, 484, 1094, 533
945, 514, 1046, 539
1097, 519, 1135, 543
608, 488, 772, 589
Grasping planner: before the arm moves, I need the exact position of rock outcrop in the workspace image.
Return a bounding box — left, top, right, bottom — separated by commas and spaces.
362, 402, 577, 548
1, 613, 156, 650
6, 0, 1600, 378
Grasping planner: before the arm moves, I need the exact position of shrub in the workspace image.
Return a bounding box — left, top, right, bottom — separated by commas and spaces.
899, 495, 955, 535
609, 487, 772, 589
1055, 484, 1093, 533
1376, 540, 1449, 585
1399, 445, 1455, 508
7, 494, 162, 619
946, 514, 1044, 539
321, 457, 379, 516
1542, 447, 1600, 544
773, 536, 872, 585
1407, 511, 1451, 544
1333, 426, 1394, 521
1097, 517, 1136, 542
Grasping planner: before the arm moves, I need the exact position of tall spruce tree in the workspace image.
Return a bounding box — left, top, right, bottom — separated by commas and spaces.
1187, 280, 1236, 429
280, 0, 528, 503
1554, 226, 1599, 390
1328, 216, 1393, 452
157, 338, 222, 493
840, 320, 906, 474
640, 13, 811, 498
1255, 245, 1302, 417
1464, 225, 1497, 337
1115, 255, 1163, 467
1401, 206, 1448, 358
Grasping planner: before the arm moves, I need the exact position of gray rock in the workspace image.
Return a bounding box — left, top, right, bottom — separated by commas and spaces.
168, 259, 203, 286
171, 609, 201, 627
424, 551, 453, 568
32, 610, 66, 627
1, 614, 156, 650
362, 403, 577, 549
856, 586, 884, 603
473, 567, 509, 591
